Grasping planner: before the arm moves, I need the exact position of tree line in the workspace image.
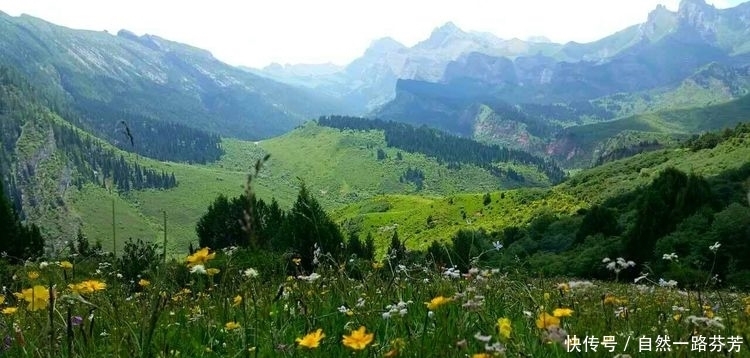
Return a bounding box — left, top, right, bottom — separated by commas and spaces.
0, 178, 44, 262
196, 181, 374, 271
317, 115, 566, 184
51, 122, 177, 192
71, 98, 224, 164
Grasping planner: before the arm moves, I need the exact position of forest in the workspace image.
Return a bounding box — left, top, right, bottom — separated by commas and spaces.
318, 115, 566, 184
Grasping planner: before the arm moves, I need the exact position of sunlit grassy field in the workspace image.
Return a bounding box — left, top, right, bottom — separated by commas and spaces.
2, 246, 749, 357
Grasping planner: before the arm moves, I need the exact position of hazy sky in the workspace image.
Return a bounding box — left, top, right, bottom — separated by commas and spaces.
0, 0, 747, 68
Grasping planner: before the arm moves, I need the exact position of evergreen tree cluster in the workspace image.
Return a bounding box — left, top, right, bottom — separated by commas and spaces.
318, 115, 566, 184
399, 167, 425, 191
0, 178, 44, 262
197, 183, 369, 270
51, 122, 177, 192
73, 98, 225, 164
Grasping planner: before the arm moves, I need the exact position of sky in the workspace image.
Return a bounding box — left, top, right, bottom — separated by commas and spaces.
0, 0, 748, 68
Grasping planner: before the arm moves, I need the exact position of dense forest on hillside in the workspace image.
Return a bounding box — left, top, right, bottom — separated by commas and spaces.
71, 99, 224, 164
51, 122, 177, 192
318, 115, 566, 184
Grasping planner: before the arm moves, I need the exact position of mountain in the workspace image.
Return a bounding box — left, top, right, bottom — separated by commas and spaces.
369, 0, 750, 167
252, 23, 562, 112
0, 11, 346, 143
550, 91, 750, 167
333, 121, 750, 253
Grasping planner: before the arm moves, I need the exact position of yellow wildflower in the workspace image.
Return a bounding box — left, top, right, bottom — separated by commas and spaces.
225, 321, 241, 331
342, 326, 374, 350
673, 314, 682, 321
186, 247, 216, 267
603, 294, 626, 306
425, 295, 452, 310
472, 354, 491, 358
138, 279, 151, 287
497, 317, 512, 339
0, 294, 4, 305
27, 271, 40, 280
2, 307, 17, 315
17, 285, 52, 311
69, 280, 107, 294
295, 328, 325, 349
59, 261, 73, 270
557, 282, 570, 293
703, 305, 714, 318
206, 268, 220, 276
232, 295, 242, 307
552, 308, 574, 317
536, 312, 560, 329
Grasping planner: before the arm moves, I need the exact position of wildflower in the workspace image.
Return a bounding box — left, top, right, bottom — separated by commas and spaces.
425, 295, 452, 310
603, 294, 627, 305
138, 279, 150, 287
27, 271, 39, 280
186, 247, 216, 267
297, 273, 321, 282
59, 261, 73, 270
71, 316, 83, 326
206, 268, 220, 276
243, 268, 258, 278
295, 328, 325, 349
556, 282, 570, 293
472, 353, 491, 358
225, 321, 241, 331
342, 326, 374, 350
442, 267, 461, 279
0, 295, 4, 305
16, 285, 52, 311
492, 241, 503, 251
536, 312, 560, 329
1, 307, 17, 315
232, 295, 242, 307
39, 262, 49, 269
292, 258, 302, 266
553, 308, 574, 317
662, 252, 678, 261
473, 332, 492, 342
485, 342, 505, 353
372, 261, 384, 269
189, 265, 207, 275
567, 280, 594, 290
709, 242, 721, 253
69, 280, 107, 294
658, 278, 678, 288
497, 317, 511, 339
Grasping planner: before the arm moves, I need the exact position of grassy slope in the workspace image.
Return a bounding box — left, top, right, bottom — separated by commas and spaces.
333, 132, 750, 255
559, 93, 750, 167
68, 122, 543, 253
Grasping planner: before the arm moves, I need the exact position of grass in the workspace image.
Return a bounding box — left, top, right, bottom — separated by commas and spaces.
1, 248, 748, 357
49, 121, 541, 254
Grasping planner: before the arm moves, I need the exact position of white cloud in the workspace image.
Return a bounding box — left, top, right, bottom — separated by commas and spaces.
0, 0, 746, 68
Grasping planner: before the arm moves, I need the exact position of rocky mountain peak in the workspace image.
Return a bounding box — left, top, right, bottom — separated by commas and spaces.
421, 22, 467, 48
364, 37, 406, 56
678, 0, 718, 29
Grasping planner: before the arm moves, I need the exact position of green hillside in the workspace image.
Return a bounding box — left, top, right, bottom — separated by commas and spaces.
7, 112, 546, 254
333, 125, 750, 254
556, 93, 750, 166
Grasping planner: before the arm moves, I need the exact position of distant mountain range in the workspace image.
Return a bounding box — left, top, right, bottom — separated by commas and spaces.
0, 11, 348, 141
251, 0, 750, 166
